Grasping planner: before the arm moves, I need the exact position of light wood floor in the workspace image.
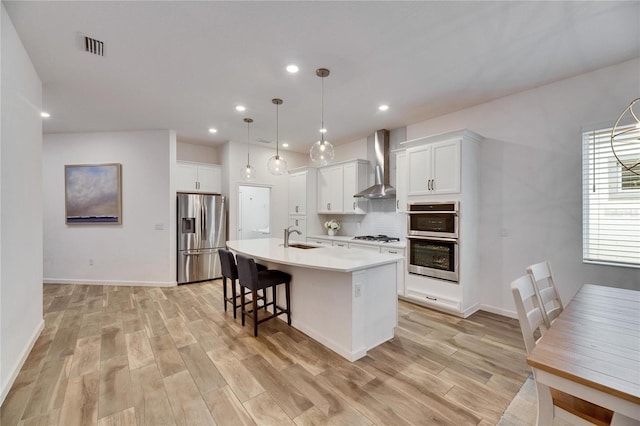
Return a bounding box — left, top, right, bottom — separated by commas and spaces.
1, 281, 530, 426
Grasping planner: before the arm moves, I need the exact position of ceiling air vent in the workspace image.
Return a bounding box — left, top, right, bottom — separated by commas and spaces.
83, 35, 104, 56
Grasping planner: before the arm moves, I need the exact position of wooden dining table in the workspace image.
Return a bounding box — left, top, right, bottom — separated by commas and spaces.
527, 284, 640, 425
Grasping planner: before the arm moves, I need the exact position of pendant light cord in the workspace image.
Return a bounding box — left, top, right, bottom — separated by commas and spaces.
276, 103, 280, 157
247, 121, 251, 165
320, 75, 325, 144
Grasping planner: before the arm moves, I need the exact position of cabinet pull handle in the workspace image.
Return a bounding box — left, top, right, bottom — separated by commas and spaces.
425, 296, 437, 301
353, 201, 356, 210
432, 179, 435, 191
295, 206, 299, 213
388, 250, 398, 254
327, 203, 331, 210
295, 219, 299, 226
396, 200, 400, 209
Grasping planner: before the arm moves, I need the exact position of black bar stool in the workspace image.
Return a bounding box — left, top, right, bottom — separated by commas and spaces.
236, 254, 292, 337
218, 248, 267, 318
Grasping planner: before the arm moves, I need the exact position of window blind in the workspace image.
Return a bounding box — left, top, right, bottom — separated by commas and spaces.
582, 124, 640, 267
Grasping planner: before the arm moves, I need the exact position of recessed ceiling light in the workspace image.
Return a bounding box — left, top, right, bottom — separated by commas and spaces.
286, 65, 299, 73
208, 128, 218, 134
282, 143, 289, 148
40, 111, 51, 118
235, 105, 246, 112
378, 104, 389, 111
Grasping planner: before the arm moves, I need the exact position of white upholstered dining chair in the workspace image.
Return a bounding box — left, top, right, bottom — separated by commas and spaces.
511, 274, 613, 426
526, 261, 564, 329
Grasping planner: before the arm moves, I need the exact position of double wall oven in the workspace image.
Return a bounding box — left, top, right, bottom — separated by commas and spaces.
407, 201, 459, 282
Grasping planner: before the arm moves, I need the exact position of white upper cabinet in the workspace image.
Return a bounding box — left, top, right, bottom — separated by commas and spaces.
342, 162, 368, 214
176, 161, 221, 193
288, 170, 308, 215
317, 165, 344, 213
288, 167, 322, 238
317, 160, 368, 214
395, 151, 408, 212
406, 139, 460, 196
431, 140, 461, 194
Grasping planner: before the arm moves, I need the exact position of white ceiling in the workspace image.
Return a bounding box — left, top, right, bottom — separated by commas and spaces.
4, 1, 640, 154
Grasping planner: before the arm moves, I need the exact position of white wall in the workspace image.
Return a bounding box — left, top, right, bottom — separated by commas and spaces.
43, 130, 177, 286
0, 4, 44, 403
333, 137, 366, 163
177, 141, 220, 164
223, 142, 309, 242
406, 58, 640, 316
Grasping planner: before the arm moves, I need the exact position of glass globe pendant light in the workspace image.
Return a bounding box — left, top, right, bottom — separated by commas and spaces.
242, 118, 256, 181
310, 68, 335, 166
267, 98, 288, 175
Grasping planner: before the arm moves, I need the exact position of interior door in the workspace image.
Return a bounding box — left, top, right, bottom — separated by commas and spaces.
238, 185, 271, 240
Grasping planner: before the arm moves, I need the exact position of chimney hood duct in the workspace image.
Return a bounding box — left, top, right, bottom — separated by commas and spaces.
354, 129, 396, 199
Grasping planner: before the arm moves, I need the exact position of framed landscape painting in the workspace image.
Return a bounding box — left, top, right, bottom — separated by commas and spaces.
65, 163, 122, 224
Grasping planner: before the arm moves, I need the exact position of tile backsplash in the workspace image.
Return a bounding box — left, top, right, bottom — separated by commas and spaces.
319, 199, 406, 240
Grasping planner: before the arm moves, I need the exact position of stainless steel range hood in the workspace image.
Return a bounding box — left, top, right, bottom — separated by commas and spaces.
354, 129, 396, 199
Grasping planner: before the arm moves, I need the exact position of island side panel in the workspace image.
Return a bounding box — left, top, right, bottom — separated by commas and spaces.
270, 261, 398, 362
355, 263, 398, 354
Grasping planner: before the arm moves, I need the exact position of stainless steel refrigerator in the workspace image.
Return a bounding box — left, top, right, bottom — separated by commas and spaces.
177, 193, 226, 284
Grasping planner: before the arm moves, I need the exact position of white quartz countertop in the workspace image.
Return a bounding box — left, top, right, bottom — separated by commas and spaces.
226, 238, 404, 273
307, 235, 406, 249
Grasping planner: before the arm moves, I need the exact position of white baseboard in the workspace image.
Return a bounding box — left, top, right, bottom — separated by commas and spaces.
479, 304, 517, 319
0, 319, 45, 406
43, 278, 178, 287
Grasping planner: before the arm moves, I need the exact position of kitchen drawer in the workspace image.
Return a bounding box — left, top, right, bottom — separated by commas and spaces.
348, 242, 380, 252
380, 247, 404, 256
307, 238, 332, 246
404, 288, 461, 314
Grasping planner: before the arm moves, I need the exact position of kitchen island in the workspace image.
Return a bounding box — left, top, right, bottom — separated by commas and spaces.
226, 238, 403, 361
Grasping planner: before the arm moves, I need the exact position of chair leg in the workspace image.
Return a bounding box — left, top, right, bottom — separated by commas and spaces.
231, 279, 238, 319
262, 289, 268, 311
222, 277, 228, 312
241, 286, 246, 326
272, 285, 277, 315
285, 282, 291, 325
252, 289, 258, 337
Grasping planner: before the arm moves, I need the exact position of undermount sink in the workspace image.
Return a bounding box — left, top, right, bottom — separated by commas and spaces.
287, 243, 319, 249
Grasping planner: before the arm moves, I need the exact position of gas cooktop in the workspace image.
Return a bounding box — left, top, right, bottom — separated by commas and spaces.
352, 235, 400, 243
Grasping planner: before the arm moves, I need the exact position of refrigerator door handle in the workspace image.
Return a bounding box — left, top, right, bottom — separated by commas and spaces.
203, 199, 208, 240
200, 202, 205, 237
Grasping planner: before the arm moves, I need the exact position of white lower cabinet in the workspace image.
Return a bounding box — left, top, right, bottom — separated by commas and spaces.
307, 237, 406, 296
403, 275, 463, 315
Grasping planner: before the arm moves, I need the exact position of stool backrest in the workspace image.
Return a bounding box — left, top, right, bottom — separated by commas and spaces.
219, 248, 238, 280
236, 254, 260, 291
511, 273, 547, 354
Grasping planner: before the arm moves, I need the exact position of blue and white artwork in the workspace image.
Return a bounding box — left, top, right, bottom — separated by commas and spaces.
65, 163, 122, 224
